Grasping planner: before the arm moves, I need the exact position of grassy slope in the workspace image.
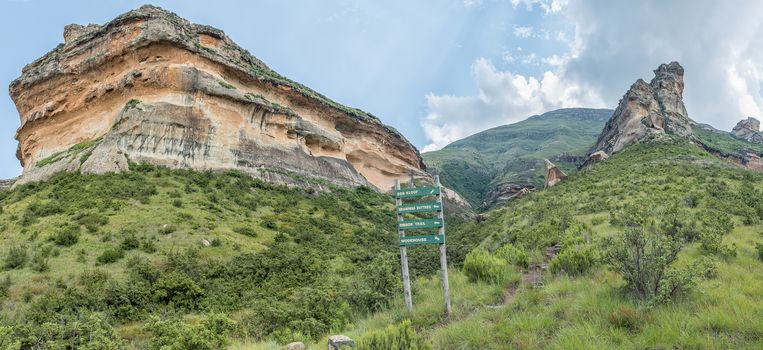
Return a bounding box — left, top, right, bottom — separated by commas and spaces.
422, 108, 611, 208
327, 137, 763, 350
0, 166, 480, 348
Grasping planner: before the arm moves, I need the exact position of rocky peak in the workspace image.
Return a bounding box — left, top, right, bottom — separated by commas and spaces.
731, 117, 763, 143
10, 5, 425, 190
590, 61, 692, 156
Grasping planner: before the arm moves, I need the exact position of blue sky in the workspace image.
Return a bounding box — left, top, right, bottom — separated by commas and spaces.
2, 0, 763, 178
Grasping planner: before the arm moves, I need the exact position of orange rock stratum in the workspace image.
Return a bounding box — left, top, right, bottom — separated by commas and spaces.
9, 5, 425, 190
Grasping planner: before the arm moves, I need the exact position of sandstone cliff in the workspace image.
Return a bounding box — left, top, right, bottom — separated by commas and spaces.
731, 117, 763, 143
590, 62, 692, 156
9, 5, 425, 190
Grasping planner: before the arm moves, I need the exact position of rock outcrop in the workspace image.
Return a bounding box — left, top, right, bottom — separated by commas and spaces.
590, 62, 692, 156
731, 117, 763, 143
483, 183, 536, 204
543, 159, 566, 188
9, 5, 425, 190
580, 150, 609, 170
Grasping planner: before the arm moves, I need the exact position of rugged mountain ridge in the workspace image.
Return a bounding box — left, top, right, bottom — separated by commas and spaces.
590, 62, 692, 157
9, 5, 424, 190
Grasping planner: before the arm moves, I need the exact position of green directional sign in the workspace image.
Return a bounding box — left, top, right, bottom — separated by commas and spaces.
399, 234, 445, 246
397, 202, 442, 214
398, 218, 443, 230
395, 186, 440, 198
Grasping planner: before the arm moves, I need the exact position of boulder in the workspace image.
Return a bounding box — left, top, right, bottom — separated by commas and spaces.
580, 150, 609, 170
328, 335, 355, 349
544, 160, 567, 188
286, 342, 306, 350
201, 239, 211, 247
731, 117, 763, 143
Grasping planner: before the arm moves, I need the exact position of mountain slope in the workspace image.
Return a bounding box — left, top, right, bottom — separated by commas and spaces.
423, 108, 611, 207
336, 136, 763, 349
0, 166, 479, 348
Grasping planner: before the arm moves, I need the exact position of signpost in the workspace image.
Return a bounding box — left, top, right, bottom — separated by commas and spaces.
394, 175, 452, 317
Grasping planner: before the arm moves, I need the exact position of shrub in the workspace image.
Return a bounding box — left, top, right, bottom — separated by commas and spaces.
496, 243, 529, 268
4, 246, 27, 270
52, 224, 80, 246
233, 226, 257, 237
31, 252, 50, 272
211, 237, 222, 247
347, 252, 401, 312
756, 243, 763, 262
605, 204, 699, 302
549, 244, 599, 275
0, 275, 10, 299
357, 320, 431, 350
74, 212, 109, 232
96, 247, 125, 265
144, 313, 235, 350
4, 312, 125, 349
260, 217, 277, 230
463, 249, 509, 284
141, 240, 157, 253
172, 199, 183, 208
153, 272, 204, 309
121, 233, 140, 251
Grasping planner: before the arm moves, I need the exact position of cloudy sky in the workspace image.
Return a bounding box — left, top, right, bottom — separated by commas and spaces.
1, 0, 762, 178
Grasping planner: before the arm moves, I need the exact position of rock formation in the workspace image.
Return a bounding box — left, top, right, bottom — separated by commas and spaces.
580, 150, 609, 170
731, 117, 763, 143
9, 5, 425, 189
590, 62, 692, 156
483, 183, 536, 204
544, 159, 566, 188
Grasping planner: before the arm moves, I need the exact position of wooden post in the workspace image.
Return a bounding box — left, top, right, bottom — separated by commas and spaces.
435, 175, 452, 317
395, 179, 413, 314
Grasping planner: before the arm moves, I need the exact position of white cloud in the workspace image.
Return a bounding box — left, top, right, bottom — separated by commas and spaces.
421, 58, 604, 151
513, 26, 534, 38
511, 0, 568, 14
462, 0, 483, 8
562, 1, 763, 130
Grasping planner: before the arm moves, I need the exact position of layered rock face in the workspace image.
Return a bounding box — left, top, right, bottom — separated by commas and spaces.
591, 62, 692, 156
10, 5, 424, 189
731, 117, 763, 143
543, 160, 566, 188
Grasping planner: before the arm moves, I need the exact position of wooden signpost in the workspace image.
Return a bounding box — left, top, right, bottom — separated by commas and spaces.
394, 175, 452, 317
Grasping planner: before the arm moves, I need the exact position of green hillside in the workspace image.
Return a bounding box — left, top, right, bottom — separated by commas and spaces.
0, 165, 480, 349
332, 136, 763, 349
422, 108, 612, 208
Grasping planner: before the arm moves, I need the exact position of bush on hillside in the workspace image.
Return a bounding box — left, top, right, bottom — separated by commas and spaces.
549, 244, 599, 275
346, 251, 401, 312
4, 246, 27, 270
463, 249, 510, 284
495, 243, 529, 268
144, 313, 235, 350
96, 247, 124, 265
52, 224, 80, 246
605, 204, 702, 302
756, 243, 763, 262
356, 320, 431, 350
0, 312, 125, 349
152, 272, 204, 310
